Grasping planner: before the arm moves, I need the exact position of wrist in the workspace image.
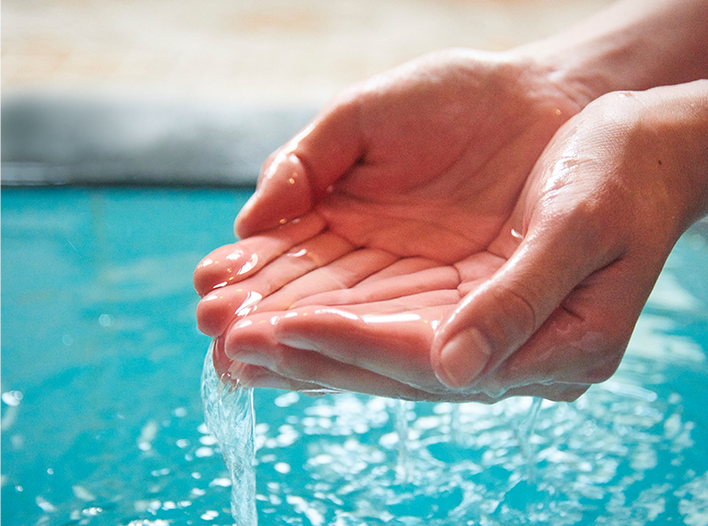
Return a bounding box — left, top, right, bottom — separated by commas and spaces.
511, 0, 708, 107
591, 81, 708, 244
638, 80, 708, 233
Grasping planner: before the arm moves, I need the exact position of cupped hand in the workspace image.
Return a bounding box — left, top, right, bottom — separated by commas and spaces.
191, 53, 708, 403
193, 49, 583, 401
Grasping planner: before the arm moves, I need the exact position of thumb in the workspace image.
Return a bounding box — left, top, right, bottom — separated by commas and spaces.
235, 97, 364, 238
431, 220, 617, 390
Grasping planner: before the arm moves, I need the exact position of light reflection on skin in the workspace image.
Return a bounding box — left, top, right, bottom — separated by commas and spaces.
225, 249, 243, 261
234, 319, 253, 329
313, 308, 360, 321
235, 291, 263, 317
202, 293, 221, 302
264, 123, 311, 184
361, 313, 422, 324
282, 123, 315, 156
236, 254, 259, 276
283, 309, 439, 328
308, 309, 440, 331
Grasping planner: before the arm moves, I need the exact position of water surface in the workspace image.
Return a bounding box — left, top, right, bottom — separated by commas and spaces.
2, 187, 707, 525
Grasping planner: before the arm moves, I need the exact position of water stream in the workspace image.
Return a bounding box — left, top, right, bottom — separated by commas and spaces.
202, 326, 708, 526
201, 342, 257, 525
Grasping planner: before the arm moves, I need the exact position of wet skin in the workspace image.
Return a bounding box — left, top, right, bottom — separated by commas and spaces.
194, 49, 708, 403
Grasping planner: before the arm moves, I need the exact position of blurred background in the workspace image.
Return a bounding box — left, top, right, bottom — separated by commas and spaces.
2, 0, 613, 186
4, 2, 708, 525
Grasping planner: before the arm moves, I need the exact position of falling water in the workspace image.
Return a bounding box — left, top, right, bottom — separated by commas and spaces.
201, 350, 702, 526
394, 400, 411, 483
517, 397, 543, 481
201, 342, 257, 525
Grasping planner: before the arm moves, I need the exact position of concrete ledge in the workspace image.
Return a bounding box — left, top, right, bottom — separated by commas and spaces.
1, 94, 316, 186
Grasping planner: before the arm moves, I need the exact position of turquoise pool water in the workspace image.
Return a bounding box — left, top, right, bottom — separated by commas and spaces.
2, 187, 708, 525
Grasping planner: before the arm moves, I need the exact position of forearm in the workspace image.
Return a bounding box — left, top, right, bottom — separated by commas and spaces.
514, 0, 708, 106
642, 79, 708, 231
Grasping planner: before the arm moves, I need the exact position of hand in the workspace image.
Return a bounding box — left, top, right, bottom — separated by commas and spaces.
195, 54, 707, 403
194, 49, 583, 401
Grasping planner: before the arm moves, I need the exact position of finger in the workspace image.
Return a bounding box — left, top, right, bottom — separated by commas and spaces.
255, 248, 399, 312
272, 300, 457, 391
235, 96, 364, 238
294, 289, 460, 318
196, 232, 356, 336
431, 215, 620, 389
198, 287, 264, 337
225, 321, 464, 401
212, 335, 325, 391
357, 257, 443, 285
290, 264, 460, 308
223, 315, 588, 402
222, 313, 428, 399
194, 212, 326, 296
454, 251, 507, 296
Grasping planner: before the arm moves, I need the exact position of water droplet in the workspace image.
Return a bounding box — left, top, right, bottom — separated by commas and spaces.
36, 496, 57, 512
195, 446, 214, 457
72, 485, 96, 501
2, 391, 23, 407
274, 462, 291, 474
201, 510, 219, 521
274, 392, 300, 408
199, 435, 218, 446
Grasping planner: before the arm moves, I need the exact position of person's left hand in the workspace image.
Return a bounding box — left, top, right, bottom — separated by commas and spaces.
194, 49, 588, 402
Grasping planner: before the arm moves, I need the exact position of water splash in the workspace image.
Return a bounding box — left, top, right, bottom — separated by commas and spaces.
201, 342, 257, 525
517, 396, 543, 480
201, 346, 702, 526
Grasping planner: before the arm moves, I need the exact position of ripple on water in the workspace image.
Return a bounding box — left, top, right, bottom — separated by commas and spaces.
202, 347, 706, 526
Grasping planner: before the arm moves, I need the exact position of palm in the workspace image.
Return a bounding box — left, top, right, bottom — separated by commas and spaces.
195, 50, 582, 401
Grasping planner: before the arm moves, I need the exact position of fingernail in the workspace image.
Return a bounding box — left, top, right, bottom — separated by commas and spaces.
438, 329, 492, 388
